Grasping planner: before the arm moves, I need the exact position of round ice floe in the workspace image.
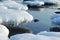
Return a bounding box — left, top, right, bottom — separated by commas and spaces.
0, 25, 9, 36
3, 1, 28, 10
10, 33, 51, 40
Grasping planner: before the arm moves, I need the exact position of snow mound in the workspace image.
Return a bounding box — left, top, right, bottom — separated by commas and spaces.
24, 1, 44, 6
0, 8, 25, 26
38, 31, 60, 37
38, 0, 59, 3
10, 33, 51, 40
17, 11, 33, 22
0, 25, 9, 36
0, 34, 9, 40
0, 25, 9, 40
0, 2, 33, 26
37, 31, 60, 40
3, 1, 28, 10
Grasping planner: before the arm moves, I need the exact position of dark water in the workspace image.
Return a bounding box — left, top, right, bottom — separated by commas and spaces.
22, 5, 60, 34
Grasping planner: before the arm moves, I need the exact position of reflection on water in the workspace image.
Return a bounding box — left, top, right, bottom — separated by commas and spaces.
22, 5, 60, 34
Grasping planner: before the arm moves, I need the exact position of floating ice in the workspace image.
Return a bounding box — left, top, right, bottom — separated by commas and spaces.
24, 1, 44, 6
2, 1, 28, 10
0, 34, 10, 40
37, 31, 60, 40
0, 25, 9, 40
0, 9, 25, 26
10, 33, 51, 40
0, 2, 33, 26
38, 0, 60, 3
38, 31, 60, 37
0, 25, 9, 36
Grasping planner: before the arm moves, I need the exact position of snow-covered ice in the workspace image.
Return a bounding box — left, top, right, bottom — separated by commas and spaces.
0, 0, 60, 40
0, 25, 9, 36
0, 34, 10, 40
37, 31, 60, 40
0, 5, 24, 26
23, 1, 44, 6
0, 0, 33, 26
10, 33, 51, 40
38, 0, 60, 3
2, 1, 28, 10
10, 32, 60, 40
0, 25, 9, 40
38, 31, 60, 37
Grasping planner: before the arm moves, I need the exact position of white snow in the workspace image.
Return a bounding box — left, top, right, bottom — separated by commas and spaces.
37, 31, 60, 40
1, 0, 60, 40
10, 33, 51, 40
38, 31, 60, 37
10, 32, 60, 40
1, 0, 11, 1
0, 0, 33, 26
0, 6, 24, 26
0, 34, 10, 40
24, 1, 44, 6
38, 0, 60, 3
2, 1, 28, 10
0, 25, 9, 40
12, 0, 23, 3
0, 25, 9, 36
15, 10, 33, 23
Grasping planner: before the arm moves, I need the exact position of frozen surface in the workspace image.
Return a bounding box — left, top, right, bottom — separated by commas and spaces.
0, 25, 9, 36
10, 32, 60, 40
2, 1, 28, 10
0, 1, 33, 26
0, 34, 9, 40
24, 1, 44, 6
38, 0, 60, 3
0, 25, 9, 40
10, 33, 51, 40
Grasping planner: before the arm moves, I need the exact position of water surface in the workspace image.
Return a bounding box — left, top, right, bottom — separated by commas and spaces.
22, 5, 60, 34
